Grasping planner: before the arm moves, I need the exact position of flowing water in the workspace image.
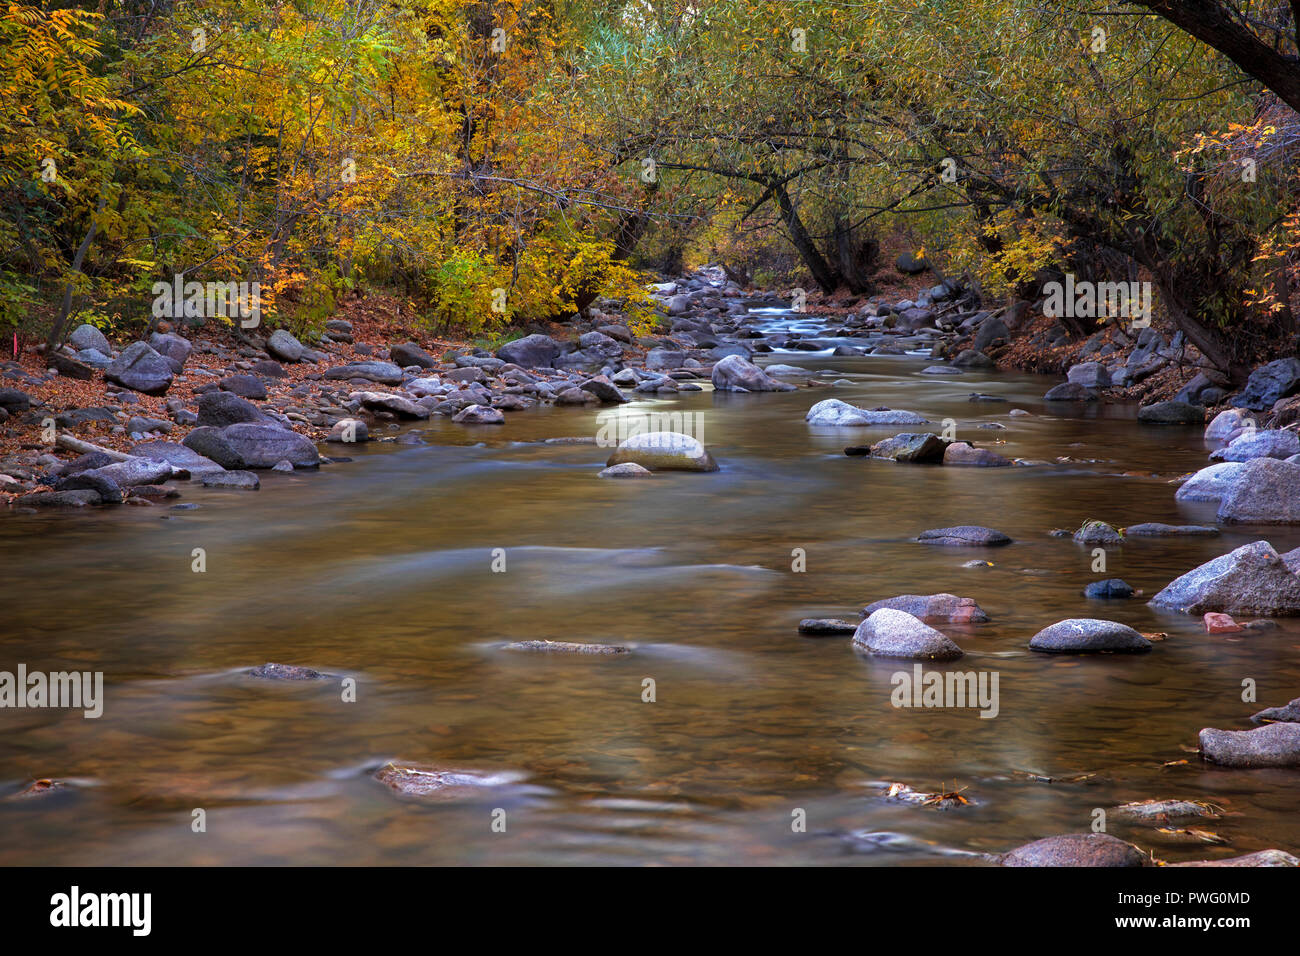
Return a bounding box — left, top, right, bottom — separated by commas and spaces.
3, 308, 1298, 866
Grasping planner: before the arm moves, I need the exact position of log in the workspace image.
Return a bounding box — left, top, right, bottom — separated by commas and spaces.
54, 434, 136, 462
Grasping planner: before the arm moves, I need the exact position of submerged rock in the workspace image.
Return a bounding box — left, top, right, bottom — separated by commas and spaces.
1028, 618, 1151, 654
606, 431, 718, 473
1124, 523, 1217, 537
861, 593, 989, 623
1148, 541, 1300, 616
917, 526, 1012, 547
942, 441, 1012, 467
502, 640, 630, 655
1172, 850, 1299, 867
853, 608, 964, 661
1199, 722, 1300, 768
247, 663, 327, 680
373, 762, 523, 801
1000, 833, 1151, 867
1111, 799, 1221, 824
797, 618, 858, 636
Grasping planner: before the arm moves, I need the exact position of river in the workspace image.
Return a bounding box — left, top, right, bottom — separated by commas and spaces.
2, 306, 1297, 865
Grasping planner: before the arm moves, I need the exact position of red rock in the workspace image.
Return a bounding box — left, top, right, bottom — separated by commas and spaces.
1204, 612, 1243, 634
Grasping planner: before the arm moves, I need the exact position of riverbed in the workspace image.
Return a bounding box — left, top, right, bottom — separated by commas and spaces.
2, 308, 1297, 865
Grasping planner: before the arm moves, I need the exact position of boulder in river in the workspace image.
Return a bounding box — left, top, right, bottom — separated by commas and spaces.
247, 662, 327, 680
1175, 462, 1245, 502
201, 470, 260, 490
1172, 850, 1299, 867
870, 432, 949, 463
81, 457, 178, 488
1029, 618, 1152, 653
502, 640, 630, 655
452, 404, 505, 425
605, 431, 718, 473
1043, 382, 1098, 402
797, 619, 858, 636
373, 762, 523, 801
806, 399, 927, 426
861, 593, 989, 624
1251, 696, 1300, 725
1073, 520, 1123, 546
917, 526, 1012, 547
185, 422, 318, 469
852, 608, 964, 661
1137, 400, 1205, 425
104, 341, 174, 395
942, 441, 1012, 467
1210, 428, 1300, 462
1216, 458, 1300, 524
1124, 523, 1218, 537
1204, 408, 1253, 441
326, 419, 369, 443
1083, 578, 1134, 599
598, 462, 653, 478
1000, 833, 1151, 867
1148, 540, 1300, 615
1199, 722, 1300, 768
711, 354, 797, 392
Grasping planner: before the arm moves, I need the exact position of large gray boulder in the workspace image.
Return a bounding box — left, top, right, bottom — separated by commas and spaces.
805, 399, 927, 426
104, 342, 174, 396
1205, 408, 1252, 442
852, 608, 964, 661
267, 329, 304, 363
1000, 833, 1150, 867
1199, 723, 1300, 768
1209, 429, 1300, 462
184, 423, 317, 469
1175, 462, 1246, 502
323, 361, 404, 386
1251, 696, 1300, 725
496, 334, 559, 369
605, 431, 718, 473
711, 354, 796, 392
1230, 357, 1300, 411
1217, 457, 1300, 523
129, 440, 226, 478
1028, 619, 1152, 654
148, 332, 192, 367
68, 323, 111, 354
1137, 400, 1204, 425
1148, 541, 1300, 615
197, 390, 266, 427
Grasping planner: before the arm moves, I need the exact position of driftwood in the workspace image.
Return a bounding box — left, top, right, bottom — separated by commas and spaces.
54, 434, 136, 462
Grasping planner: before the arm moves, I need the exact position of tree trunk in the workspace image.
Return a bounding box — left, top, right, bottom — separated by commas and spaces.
45, 193, 108, 352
